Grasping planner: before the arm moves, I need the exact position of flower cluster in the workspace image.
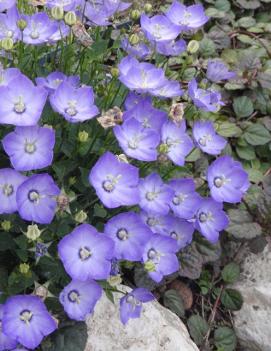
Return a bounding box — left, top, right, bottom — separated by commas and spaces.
0, 0, 250, 350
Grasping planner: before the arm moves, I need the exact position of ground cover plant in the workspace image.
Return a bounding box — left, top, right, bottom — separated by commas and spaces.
0, 0, 270, 350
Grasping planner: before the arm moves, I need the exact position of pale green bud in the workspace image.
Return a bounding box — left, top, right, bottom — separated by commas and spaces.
144, 260, 156, 272
78, 130, 89, 143
17, 19, 27, 31
26, 224, 41, 241
144, 3, 153, 13
75, 210, 87, 223
129, 33, 140, 45
1, 220, 11, 231
130, 9, 141, 21
51, 6, 64, 21
187, 40, 200, 54
1, 38, 14, 51
19, 263, 30, 275
64, 11, 77, 26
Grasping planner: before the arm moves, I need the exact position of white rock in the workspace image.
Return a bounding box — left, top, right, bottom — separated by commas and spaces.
233, 245, 271, 351
85, 286, 199, 351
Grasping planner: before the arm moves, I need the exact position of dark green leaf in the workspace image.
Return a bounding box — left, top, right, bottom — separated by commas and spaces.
233, 96, 254, 118
179, 244, 203, 280
163, 289, 185, 318
226, 209, 262, 239
221, 288, 243, 310
222, 262, 240, 284
187, 315, 209, 346
214, 326, 237, 351
244, 124, 271, 146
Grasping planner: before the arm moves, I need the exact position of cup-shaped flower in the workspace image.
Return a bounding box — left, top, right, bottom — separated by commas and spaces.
118, 56, 165, 93
142, 234, 179, 282
0, 74, 47, 126
168, 178, 201, 220
0, 6, 21, 42
0, 168, 26, 214
140, 211, 173, 235
207, 156, 249, 203
161, 217, 194, 250
149, 80, 183, 98
2, 295, 57, 350
124, 92, 152, 111
193, 121, 227, 155
140, 14, 181, 42
23, 13, 58, 45
16, 174, 60, 224
206, 60, 236, 83
121, 37, 151, 60
89, 151, 140, 208
123, 99, 167, 133
195, 198, 229, 243
3, 126, 55, 171
188, 79, 224, 112
46, 0, 81, 11
160, 121, 193, 166
0, 0, 16, 12
0, 67, 21, 86
50, 81, 99, 123
58, 224, 114, 281
104, 212, 152, 261
59, 279, 102, 321
36, 71, 80, 93
138, 173, 174, 215
166, 1, 208, 31
0, 304, 17, 351
156, 39, 186, 57
120, 288, 154, 325
114, 118, 160, 161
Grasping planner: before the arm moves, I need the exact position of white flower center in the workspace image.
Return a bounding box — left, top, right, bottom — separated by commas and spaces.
14, 96, 26, 114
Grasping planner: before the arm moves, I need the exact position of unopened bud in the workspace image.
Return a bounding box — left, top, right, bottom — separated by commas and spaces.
51, 6, 64, 21
78, 130, 89, 142
69, 176, 76, 185
26, 224, 41, 241
110, 67, 119, 78
144, 260, 156, 272
74, 210, 87, 223
107, 275, 122, 287
117, 154, 129, 163
187, 40, 199, 54
19, 263, 30, 275
130, 9, 141, 21
17, 19, 27, 31
144, 3, 152, 13
1, 220, 11, 231
129, 33, 140, 45
1, 38, 14, 51
158, 143, 169, 154
64, 11, 77, 26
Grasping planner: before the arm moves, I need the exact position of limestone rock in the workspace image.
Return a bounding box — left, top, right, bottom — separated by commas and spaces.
233, 245, 271, 351
85, 286, 199, 351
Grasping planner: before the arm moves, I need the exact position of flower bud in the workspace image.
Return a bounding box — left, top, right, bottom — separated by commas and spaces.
1, 38, 14, 51
1, 220, 11, 231
187, 40, 200, 54
169, 103, 184, 124
78, 130, 89, 142
107, 274, 122, 287
51, 6, 64, 21
144, 260, 156, 272
117, 154, 129, 163
69, 176, 76, 185
74, 210, 87, 223
129, 33, 140, 45
158, 143, 169, 154
110, 67, 119, 78
130, 9, 141, 21
26, 224, 41, 241
19, 263, 30, 275
64, 11, 77, 26
17, 19, 27, 31
144, 3, 152, 13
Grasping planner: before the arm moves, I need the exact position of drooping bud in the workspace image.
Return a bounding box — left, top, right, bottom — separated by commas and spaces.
25, 224, 42, 241
64, 11, 77, 26
51, 6, 64, 21
187, 40, 200, 54
78, 130, 89, 143
74, 210, 87, 223
97, 106, 123, 129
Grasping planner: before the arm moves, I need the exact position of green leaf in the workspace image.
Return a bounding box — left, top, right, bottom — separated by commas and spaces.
233, 96, 254, 118
244, 123, 271, 145
93, 204, 107, 218
163, 289, 185, 318
179, 244, 203, 280
226, 209, 262, 239
0, 232, 16, 251
236, 145, 256, 160
187, 315, 209, 346
221, 288, 243, 310
236, 0, 261, 9
214, 327, 237, 351
217, 122, 242, 137
42, 322, 88, 351
215, 0, 231, 12
222, 262, 240, 284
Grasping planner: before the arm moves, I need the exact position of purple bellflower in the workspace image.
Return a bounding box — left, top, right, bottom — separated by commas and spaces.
123, 99, 167, 133
2, 295, 57, 350
138, 173, 174, 215
193, 121, 227, 155
0, 0, 16, 12
168, 178, 201, 220
195, 198, 229, 243
162, 217, 194, 250
140, 14, 181, 42
120, 288, 154, 325
104, 212, 152, 261
36, 71, 80, 93
46, 0, 81, 11
89, 151, 140, 208
0, 73, 47, 126
160, 121, 194, 166
59, 279, 102, 321
3, 125, 55, 171
58, 224, 114, 281
124, 92, 152, 110
121, 37, 151, 60
188, 78, 224, 112
16, 173, 60, 224
142, 234, 179, 282
50, 81, 99, 122
156, 39, 186, 57
23, 13, 58, 45
206, 60, 236, 83
114, 118, 160, 161
166, 1, 208, 31
0, 6, 20, 42
0, 304, 17, 351
0, 67, 21, 86
140, 211, 173, 235
150, 80, 183, 98
0, 168, 26, 215
207, 155, 249, 203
